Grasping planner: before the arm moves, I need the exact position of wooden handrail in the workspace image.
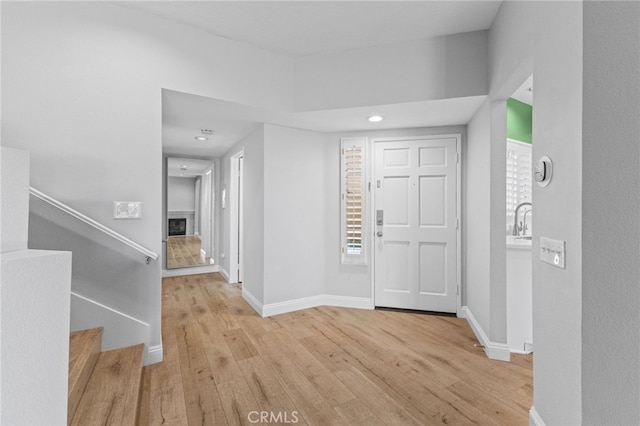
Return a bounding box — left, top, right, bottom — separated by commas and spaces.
29, 187, 159, 263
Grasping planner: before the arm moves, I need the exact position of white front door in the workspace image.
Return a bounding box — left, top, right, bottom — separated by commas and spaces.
374, 136, 459, 313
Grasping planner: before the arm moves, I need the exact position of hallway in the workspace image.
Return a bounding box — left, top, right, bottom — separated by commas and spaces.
138, 273, 532, 425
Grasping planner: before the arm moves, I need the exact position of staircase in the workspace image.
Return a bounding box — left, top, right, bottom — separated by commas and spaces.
68, 328, 145, 425
1, 147, 157, 424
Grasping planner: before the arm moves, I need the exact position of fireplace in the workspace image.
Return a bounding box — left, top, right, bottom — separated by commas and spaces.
168, 218, 187, 236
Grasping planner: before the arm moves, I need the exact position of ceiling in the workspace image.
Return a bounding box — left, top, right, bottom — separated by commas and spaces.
162, 89, 487, 158
511, 75, 533, 106
145, 1, 502, 159
167, 157, 214, 177
114, 1, 502, 58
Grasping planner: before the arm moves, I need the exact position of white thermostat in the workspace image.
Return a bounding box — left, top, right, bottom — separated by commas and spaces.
114, 201, 142, 219
535, 156, 553, 187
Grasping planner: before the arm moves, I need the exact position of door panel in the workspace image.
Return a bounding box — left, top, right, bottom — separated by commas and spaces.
383, 177, 410, 225
374, 136, 458, 313
418, 242, 446, 294
384, 241, 411, 292
384, 148, 410, 168
419, 176, 446, 226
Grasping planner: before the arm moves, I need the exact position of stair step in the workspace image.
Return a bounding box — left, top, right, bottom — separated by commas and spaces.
68, 327, 102, 421
70, 344, 145, 426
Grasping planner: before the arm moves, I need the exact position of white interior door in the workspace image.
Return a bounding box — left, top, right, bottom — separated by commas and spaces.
374, 136, 459, 313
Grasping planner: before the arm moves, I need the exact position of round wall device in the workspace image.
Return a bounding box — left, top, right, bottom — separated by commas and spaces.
535, 156, 553, 187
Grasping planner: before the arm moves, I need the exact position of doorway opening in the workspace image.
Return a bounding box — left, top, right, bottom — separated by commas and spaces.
506, 74, 534, 354
229, 151, 245, 284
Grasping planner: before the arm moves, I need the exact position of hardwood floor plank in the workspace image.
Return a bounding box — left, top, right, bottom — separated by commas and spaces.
140, 333, 189, 426
236, 356, 305, 422
260, 330, 356, 407
446, 379, 529, 425
334, 367, 423, 425
175, 322, 228, 425
222, 328, 260, 362
197, 313, 246, 385
216, 378, 261, 426
68, 327, 102, 421
333, 399, 384, 426
136, 365, 151, 425
71, 344, 143, 426
139, 273, 533, 425
253, 348, 347, 425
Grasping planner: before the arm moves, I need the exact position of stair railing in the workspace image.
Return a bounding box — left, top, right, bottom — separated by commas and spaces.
29, 187, 159, 264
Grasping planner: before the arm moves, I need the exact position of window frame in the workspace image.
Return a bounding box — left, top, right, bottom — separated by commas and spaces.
340, 137, 368, 265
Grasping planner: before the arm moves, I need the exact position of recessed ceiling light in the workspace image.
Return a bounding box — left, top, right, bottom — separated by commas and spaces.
368, 115, 384, 123
194, 136, 208, 141
180, 165, 187, 170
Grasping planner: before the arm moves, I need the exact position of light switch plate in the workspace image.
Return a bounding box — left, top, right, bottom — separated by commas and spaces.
540, 236, 565, 268
114, 201, 142, 219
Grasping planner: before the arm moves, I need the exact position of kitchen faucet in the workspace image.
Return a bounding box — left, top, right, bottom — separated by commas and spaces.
512, 202, 532, 236
523, 209, 532, 235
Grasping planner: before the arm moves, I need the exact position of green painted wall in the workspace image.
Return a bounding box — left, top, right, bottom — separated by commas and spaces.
507, 97, 532, 144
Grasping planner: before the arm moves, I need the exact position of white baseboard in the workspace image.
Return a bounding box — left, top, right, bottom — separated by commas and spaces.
146, 344, 163, 365
242, 287, 264, 315
242, 290, 374, 318
262, 294, 322, 317
71, 292, 163, 366
511, 349, 534, 355
162, 264, 220, 277
319, 295, 375, 310
459, 306, 511, 361
529, 406, 546, 426
70, 291, 149, 352
219, 267, 230, 282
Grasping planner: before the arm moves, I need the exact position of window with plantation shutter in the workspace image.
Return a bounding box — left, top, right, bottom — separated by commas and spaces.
341, 137, 367, 264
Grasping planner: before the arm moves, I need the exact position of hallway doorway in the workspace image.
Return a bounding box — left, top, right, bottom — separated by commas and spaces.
229, 151, 245, 284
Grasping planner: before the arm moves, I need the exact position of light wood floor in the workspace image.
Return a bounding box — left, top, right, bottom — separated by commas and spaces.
137, 273, 532, 425
167, 236, 213, 269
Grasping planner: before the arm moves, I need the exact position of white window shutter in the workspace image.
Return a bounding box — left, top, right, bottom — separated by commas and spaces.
341, 137, 367, 265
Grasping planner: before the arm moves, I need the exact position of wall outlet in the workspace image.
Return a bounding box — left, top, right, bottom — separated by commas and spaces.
114, 201, 142, 219
540, 236, 565, 268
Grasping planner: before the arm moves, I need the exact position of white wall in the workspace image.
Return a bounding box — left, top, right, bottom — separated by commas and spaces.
263, 124, 326, 304
294, 30, 488, 111
1, 1, 293, 353
465, 1, 584, 423
1, 250, 72, 426
0, 147, 29, 253
464, 101, 491, 333
582, 2, 640, 424
167, 177, 196, 211
1, 147, 72, 426
506, 248, 532, 353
